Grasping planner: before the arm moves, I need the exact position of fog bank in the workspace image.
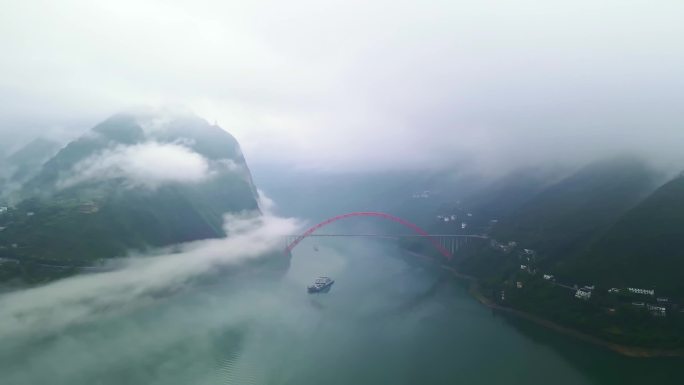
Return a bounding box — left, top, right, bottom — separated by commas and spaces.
0, 212, 300, 341
1, 0, 683, 173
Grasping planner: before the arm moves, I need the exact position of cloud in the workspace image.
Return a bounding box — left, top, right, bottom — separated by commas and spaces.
256, 188, 276, 214
59, 142, 212, 189
0, 211, 301, 342
1, 0, 683, 173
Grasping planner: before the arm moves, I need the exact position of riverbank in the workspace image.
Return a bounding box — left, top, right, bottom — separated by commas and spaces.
466, 281, 684, 358
404, 251, 684, 358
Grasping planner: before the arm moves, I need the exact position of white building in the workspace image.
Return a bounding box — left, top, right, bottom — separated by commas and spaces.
575, 289, 592, 300
543, 274, 554, 280
628, 288, 655, 296
647, 304, 667, 316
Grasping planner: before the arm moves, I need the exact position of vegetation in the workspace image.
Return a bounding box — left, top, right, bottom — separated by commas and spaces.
567, 174, 684, 297
0, 111, 260, 283
449, 156, 684, 349
487, 275, 684, 348
491, 156, 661, 263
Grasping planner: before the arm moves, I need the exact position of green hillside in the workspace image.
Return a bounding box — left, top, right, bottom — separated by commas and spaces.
461, 167, 564, 221
490, 156, 661, 263
455, 158, 684, 348
566, 174, 684, 296
0, 111, 259, 268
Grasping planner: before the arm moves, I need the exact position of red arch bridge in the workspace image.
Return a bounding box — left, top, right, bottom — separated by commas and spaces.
284, 212, 488, 260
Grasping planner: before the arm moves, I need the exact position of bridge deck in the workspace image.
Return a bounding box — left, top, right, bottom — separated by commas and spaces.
286, 234, 488, 238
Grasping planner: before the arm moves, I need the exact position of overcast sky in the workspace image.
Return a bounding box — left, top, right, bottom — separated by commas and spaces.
1, 0, 683, 172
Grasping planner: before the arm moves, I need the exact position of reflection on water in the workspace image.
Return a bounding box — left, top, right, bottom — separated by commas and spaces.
0, 238, 681, 385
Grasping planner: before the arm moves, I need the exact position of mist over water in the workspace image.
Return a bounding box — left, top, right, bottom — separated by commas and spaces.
0, 212, 299, 341
0, 234, 680, 385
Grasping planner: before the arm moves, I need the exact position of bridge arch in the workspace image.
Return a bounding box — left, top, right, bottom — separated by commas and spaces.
285, 212, 452, 259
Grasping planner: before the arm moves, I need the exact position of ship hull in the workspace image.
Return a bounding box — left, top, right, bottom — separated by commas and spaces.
307, 281, 334, 294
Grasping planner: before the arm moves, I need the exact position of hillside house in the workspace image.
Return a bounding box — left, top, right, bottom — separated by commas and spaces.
647, 304, 667, 317
575, 289, 592, 300
628, 288, 655, 296
79, 202, 99, 214
412, 191, 430, 199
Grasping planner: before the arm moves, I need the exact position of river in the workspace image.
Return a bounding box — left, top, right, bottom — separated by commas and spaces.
0, 238, 680, 385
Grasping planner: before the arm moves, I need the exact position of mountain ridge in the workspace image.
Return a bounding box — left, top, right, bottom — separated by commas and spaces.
490, 155, 663, 263
565, 173, 684, 296
0, 110, 260, 270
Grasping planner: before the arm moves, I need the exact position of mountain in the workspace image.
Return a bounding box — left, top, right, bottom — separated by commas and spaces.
254, 167, 483, 225
566, 173, 684, 296
0, 138, 62, 197
490, 156, 662, 263
6, 138, 62, 170
0, 110, 259, 266
460, 167, 565, 221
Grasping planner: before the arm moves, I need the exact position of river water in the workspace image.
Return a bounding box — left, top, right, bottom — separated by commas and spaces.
0, 238, 680, 385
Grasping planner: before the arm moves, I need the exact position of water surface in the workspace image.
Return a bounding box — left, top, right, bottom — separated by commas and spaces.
0, 239, 680, 385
